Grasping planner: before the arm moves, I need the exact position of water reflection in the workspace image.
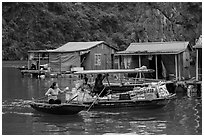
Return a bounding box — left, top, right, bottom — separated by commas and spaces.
31, 113, 85, 135
192, 98, 202, 134
165, 97, 202, 135
2, 67, 202, 135
2, 67, 76, 100
2, 93, 202, 135
79, 108, 169, 134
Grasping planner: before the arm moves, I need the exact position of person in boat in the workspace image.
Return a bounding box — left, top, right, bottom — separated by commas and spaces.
93, 73, 109, 97
77, 74, 91, 92
45, 82, 69, 104
84, 74, 88, 85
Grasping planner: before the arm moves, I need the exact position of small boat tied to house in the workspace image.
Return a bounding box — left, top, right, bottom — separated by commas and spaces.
69, 67, 176, 110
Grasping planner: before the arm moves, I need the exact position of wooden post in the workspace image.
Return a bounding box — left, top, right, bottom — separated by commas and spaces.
105, 54, 107, 69
48, 53, 50, 69
118, 55, 121, 81
28, 53, 30, 70
60, 53, 62, 74
118, 56, 121, 69
38, 53, 40, 70
196, 49, 199, 81
178, 54, 181, 80
139, 55, 141, 78
155, 55, 158, 79
175, 54, 178, 80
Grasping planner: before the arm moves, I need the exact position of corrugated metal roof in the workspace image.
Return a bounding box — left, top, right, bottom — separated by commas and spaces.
28, 41, 118, 53
53, 41, 108, 52
116, 41, 189, 55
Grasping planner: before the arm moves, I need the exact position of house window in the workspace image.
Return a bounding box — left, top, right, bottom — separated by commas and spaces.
95, 54, 101, 66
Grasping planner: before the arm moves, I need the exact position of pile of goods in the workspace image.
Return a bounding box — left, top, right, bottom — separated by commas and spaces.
128, 82, 169, 101
128, 86, 157, 101
65, 80, 170, 102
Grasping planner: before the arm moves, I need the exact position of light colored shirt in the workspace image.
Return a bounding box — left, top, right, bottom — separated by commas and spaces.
45, 88, 63, 100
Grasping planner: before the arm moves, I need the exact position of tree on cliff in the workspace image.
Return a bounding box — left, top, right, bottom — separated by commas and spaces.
2, 2, 202, 60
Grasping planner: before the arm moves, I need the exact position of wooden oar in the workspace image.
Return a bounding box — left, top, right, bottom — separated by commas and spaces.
66, 95, 78, 103
87, 86, 106, 112
106, 75, 111, 87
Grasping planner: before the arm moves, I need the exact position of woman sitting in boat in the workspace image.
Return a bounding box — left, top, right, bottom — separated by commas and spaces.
45, 82, 69, 104
93, 74, 109, 97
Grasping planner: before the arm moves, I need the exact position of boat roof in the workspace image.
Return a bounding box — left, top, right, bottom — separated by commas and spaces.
74, 68, 155, 74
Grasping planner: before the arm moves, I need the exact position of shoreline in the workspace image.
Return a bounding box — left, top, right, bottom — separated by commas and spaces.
2, 60, 27, 68
2, 60, 48, 68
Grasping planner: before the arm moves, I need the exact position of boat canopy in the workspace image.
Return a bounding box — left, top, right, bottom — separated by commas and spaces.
74, 68, 154, 74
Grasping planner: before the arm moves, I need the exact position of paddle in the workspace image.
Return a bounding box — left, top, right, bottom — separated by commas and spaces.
86, 86, 106, 112
106, 74, 111, 87
66, 95, 78, 103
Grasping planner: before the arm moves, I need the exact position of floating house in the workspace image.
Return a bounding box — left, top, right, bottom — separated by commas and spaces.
115, 41, 192, 80
28, 41, 117, 73
194, 36, 202, 81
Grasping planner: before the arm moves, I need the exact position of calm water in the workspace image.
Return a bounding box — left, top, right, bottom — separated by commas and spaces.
2, 66, 202, 135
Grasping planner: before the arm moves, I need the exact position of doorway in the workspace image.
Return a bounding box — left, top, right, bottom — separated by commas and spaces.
80, 53, 88, 70
148, 55, 163, 79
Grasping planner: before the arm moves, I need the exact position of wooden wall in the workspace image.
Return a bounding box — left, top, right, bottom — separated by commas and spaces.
82, 43, 116, 70
121, 51, 192, 80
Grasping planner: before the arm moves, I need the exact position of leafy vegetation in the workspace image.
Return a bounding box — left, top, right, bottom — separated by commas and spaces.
2, 2, 202, 60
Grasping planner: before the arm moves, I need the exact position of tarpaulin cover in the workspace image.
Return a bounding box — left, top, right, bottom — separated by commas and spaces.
49, 52, 80, 72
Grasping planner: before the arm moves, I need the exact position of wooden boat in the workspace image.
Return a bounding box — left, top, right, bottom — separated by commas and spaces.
74, 68, 155, 92
30, 100, 86, 115
82, 94, 176, 110
75, 84, 176, 110
71, 68, 176, 110
74, 68, 176, 93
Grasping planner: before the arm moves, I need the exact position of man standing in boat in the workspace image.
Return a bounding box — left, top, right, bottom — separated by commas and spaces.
93, 74, 109, 97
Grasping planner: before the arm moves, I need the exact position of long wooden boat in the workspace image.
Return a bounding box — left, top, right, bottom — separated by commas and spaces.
71, 68, 176, 110
79, 94, 176, 110
73, 68, 175, 93
30, 100, 86, 115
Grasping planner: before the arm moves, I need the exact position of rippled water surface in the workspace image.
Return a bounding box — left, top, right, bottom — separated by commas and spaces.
2, 67, 202, 135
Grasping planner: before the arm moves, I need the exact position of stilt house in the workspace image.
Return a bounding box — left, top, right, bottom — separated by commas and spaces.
115, 41, 192, 80
28, 41, 117, 72
194, 36, 202, 81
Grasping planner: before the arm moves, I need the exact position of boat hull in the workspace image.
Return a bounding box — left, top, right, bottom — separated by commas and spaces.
30, 102, 86, 115
109, 85, 134, 93
83, 97, 173, 110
